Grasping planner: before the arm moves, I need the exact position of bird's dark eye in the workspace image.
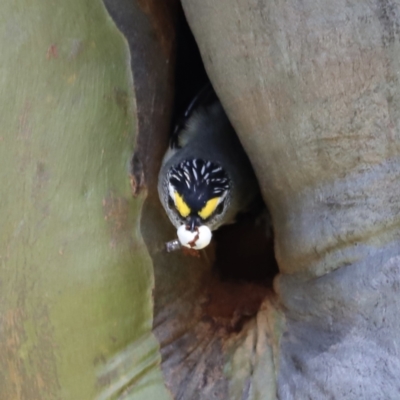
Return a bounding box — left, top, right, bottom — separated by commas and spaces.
215, 202, 224, 215
168, 196, 174, 209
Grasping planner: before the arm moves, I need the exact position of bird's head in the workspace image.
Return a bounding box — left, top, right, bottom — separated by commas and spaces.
166, 159, 231, 234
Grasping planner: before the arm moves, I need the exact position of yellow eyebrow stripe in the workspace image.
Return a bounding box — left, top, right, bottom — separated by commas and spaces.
198, 197, 220, 220
174, 192, 191, 217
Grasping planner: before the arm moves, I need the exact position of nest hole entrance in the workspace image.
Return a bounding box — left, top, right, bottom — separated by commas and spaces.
213, 211, 277, 283
174, 7, 278, 303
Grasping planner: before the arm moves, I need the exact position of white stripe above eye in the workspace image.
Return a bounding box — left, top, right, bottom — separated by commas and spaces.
168, 183, 175, 200
218, 191, 228, 203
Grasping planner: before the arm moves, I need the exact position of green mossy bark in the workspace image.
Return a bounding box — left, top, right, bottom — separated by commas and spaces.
0, 1, 170, 399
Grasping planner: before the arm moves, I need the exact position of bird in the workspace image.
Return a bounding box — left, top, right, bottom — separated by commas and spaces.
158, 84, 259, 250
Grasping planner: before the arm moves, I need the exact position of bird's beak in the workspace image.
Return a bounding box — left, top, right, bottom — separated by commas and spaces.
186, 215, 202, 232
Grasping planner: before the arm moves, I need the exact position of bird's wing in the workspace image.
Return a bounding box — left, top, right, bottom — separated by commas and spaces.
170, 83, 218, 149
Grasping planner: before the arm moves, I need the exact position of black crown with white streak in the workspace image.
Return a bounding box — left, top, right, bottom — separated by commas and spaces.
168, 159, 230, 212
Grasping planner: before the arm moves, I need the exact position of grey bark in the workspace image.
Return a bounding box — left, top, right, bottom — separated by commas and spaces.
181, 0, 400, 398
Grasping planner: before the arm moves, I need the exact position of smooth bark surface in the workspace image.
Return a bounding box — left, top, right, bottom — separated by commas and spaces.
182, 0, 400, 398
0, 1, 171, 398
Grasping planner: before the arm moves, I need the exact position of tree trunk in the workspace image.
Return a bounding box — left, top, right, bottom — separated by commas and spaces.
181, 0, 400, 398
3, 0, 400, 399
0, 0, 173, 398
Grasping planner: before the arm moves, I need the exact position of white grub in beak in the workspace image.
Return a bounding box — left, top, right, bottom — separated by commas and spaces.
177, 224, 212, 250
